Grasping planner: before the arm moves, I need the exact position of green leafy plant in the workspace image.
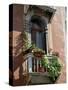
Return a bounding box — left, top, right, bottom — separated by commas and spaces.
22, 31, 29, 51
41, 55, 49, 67
41, 55, 62, 82
30, 43, 45, 53
22, 31, 32, 52
48, 58, 62, 81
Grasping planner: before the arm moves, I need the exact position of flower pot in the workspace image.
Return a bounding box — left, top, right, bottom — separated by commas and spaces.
39, 67, 45, 72
33, 52, 45, 58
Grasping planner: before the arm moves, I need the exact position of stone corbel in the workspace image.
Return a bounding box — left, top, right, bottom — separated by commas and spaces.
38, 6, 56, 23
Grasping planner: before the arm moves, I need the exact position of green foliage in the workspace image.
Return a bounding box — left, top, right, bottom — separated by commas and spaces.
32, 45, 45, 53
29, 43, 36, 50
41, 56, 62, 82
41, 55, 49, 67
33, 47, 45, 53
22, 31, 31, 51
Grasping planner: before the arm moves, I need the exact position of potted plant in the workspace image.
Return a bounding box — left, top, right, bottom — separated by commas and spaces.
41, 55, 62, 82
32, 47, 45, 58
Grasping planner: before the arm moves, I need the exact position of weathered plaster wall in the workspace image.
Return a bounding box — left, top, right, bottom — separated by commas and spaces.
50, 7, 66, 83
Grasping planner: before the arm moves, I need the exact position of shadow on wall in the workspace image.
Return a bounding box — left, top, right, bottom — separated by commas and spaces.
9, 32, 30, 86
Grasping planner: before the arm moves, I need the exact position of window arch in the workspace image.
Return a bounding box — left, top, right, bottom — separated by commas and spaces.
30, 15, 48, 31
30, 15, 48, 53
27, 15, 48, 72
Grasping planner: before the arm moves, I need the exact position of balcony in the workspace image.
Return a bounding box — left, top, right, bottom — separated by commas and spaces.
23, 49, 62, 85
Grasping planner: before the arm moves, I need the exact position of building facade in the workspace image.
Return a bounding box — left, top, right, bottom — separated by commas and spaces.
9, 4, 66, 85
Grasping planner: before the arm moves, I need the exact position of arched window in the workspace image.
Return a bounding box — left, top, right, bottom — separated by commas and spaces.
27, 15, 48, 72
31, 15, 48, 53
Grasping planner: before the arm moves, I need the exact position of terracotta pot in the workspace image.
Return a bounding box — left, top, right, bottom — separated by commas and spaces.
39, 67, 45, 72
33, 52, 44, 58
